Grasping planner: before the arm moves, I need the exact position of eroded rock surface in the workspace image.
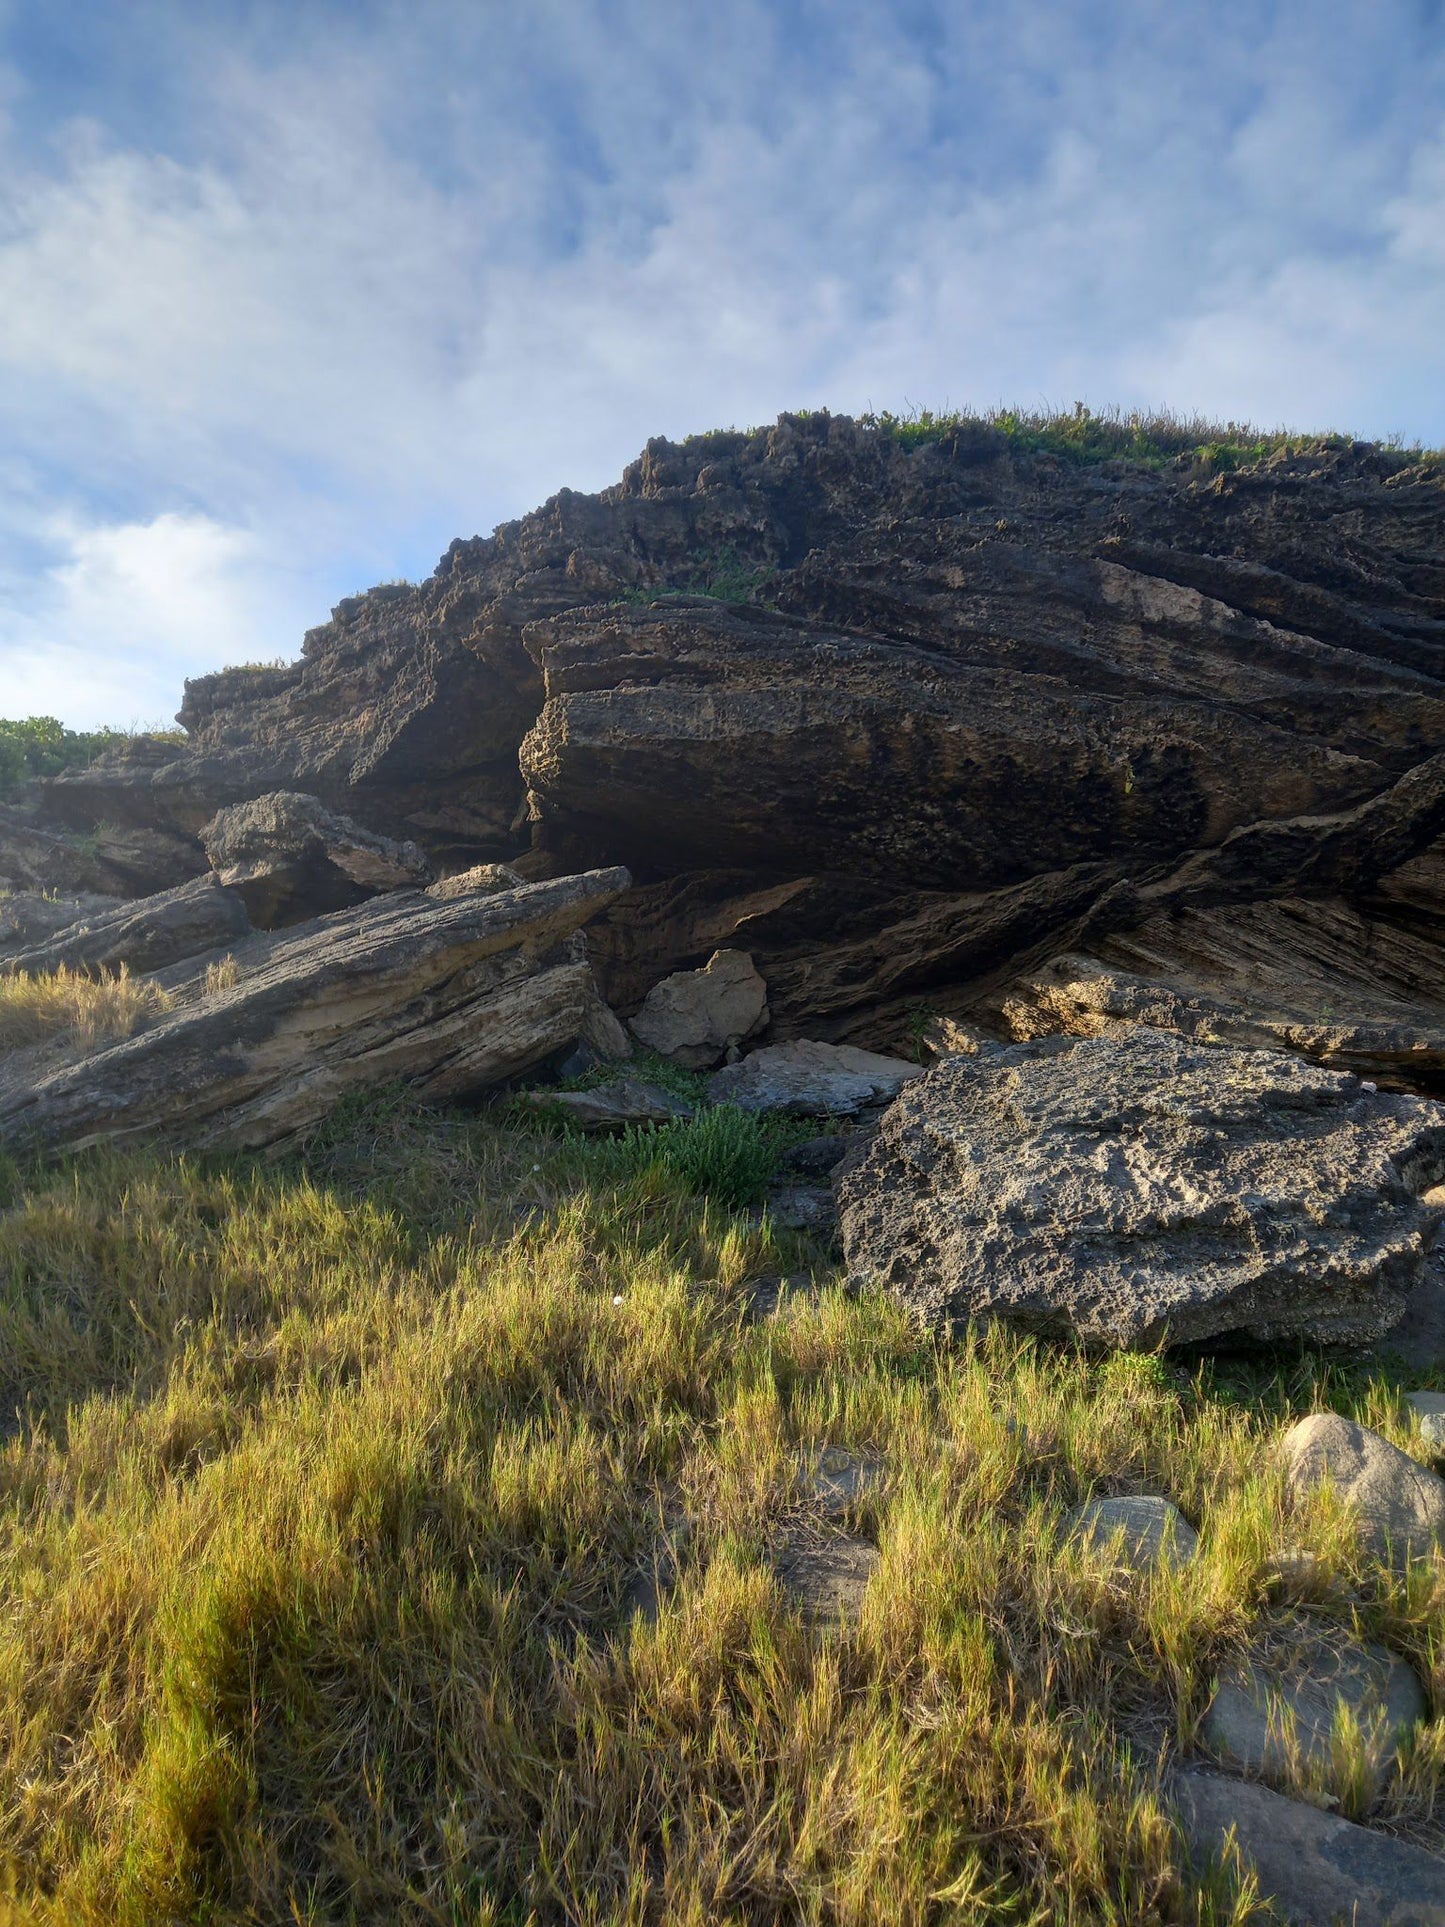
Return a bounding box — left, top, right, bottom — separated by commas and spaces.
202, 791, 431, 926
837, 1031, 1445, 1349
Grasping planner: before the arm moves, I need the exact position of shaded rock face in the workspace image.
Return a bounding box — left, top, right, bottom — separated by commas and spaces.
836, 1031, 1445, 1350
20, 414, 1444, 1058
202, 791, 431, 927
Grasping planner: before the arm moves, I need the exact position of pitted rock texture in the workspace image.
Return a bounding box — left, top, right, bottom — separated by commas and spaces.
837, 1030, 1445, 1349
202, 791, 432, 926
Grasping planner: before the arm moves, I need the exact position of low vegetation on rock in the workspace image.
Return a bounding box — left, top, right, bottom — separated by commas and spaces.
0, 962, 171, 1054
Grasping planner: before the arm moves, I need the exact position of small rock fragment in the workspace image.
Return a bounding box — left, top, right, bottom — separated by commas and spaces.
1282, 1413, 1445, 1563
515, 1078, 693, 1131
1405, 1391, 1445, 1454
801, 1447, 886, 1520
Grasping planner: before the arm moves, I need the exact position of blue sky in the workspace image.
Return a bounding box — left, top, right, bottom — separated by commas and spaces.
2, 0, 1443, 728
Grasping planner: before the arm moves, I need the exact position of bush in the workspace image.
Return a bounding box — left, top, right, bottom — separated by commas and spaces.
0, 963, 172, 1053
0, 716, 152, 800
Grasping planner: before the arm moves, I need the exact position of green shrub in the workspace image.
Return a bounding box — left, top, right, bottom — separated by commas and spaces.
604, 1105, 786, 1208
0, 716, 182, 800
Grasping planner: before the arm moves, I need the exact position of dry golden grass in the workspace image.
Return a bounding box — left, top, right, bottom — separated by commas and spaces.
0, 964, 171, 1054
203, 955, 240, 995
0, 1091, 1438, 1923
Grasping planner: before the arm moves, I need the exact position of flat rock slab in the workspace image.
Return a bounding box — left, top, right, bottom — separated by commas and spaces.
516, 1079, 692, 1130
628, 948, 768, 1068
838, 1030, 1445, 1349
773, 1531, 879, 1627
1406, 1393, 1445, 1453
1175, 1769, 1445, 1925
1068, 1495, 1198, 1573
1284, 1414, 1445, 1563
710, 1040, 922, 1116
1201, 1632, 1425, 1777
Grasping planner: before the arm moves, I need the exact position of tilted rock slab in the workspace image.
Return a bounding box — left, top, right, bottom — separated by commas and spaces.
837, 1030, 1445, 1349
0, 876, 251, 980
709, 1039, 922, 1115
202, 791, 431, 927
0, 868, 629, 1155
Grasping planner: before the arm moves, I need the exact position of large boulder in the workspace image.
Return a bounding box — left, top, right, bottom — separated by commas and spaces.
201, 791, 432, 927
837, 1031, 1445, 1349
0, 868, 629, 1154
0, 876, 251, 980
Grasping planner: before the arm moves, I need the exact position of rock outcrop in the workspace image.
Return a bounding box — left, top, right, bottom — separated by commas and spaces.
17, 415, 1442, 1062
201, 791, 431, 926
0, 869, 628, 1155
836, 1031, 1445, 1349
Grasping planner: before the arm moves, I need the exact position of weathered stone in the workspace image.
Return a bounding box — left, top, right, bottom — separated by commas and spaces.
838, 1031, 1445, 1349
1282, 1414, 1445, 1562
514, 1078, 693, 1131
1200, 1631, 1425, 1777
426, 863, 527, 899
772, 1530, 879, 1627
627, 948, 768, 1068
1068, 1495, 1198, 1573
1175, 1770, 1445, 1926
202, 791, 431, 927
0, 877, 251, 980
709, 1039, 922, 1116
1406, 1392, 1445, 1453
0, 868, 629, 1154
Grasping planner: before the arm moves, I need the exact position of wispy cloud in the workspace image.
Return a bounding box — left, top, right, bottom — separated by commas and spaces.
1, 0, 1442, 724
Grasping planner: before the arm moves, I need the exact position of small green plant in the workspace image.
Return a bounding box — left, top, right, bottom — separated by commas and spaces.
589, 1104, 786, 1207
0, 718, 147, 799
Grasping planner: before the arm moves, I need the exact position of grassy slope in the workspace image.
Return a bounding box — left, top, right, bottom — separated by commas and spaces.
0, 1095, 1440, 1924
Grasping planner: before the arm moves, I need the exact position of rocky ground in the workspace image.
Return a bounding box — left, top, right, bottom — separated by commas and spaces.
3, 410, 1445, 1921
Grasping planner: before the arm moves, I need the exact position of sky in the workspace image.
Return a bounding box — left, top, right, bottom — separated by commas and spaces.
1, 1, 1443, 728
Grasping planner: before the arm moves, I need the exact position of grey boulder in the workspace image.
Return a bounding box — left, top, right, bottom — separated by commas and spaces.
1068, 1494, 1198, 1573
837, 1031, 1445, 1349
710, 1039, 922, 1116
1282, 1414, 1445, 1563
1175, 1770, 1445, 1925
1200, 1631, 1425, 1777
514, 1077, 692, 1131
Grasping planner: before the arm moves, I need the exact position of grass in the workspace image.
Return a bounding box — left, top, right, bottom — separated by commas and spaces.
0, 1090, 1439, 1922
0, 964, 171, 1054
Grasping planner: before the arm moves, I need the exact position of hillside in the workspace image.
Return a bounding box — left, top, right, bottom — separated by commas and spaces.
2, 408, 1445, 1923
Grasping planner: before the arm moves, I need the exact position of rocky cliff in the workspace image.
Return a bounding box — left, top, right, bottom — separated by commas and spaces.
14, 410, 1445, 1080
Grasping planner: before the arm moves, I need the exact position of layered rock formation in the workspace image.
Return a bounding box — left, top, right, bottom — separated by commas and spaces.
6, 411, 1445, 1169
